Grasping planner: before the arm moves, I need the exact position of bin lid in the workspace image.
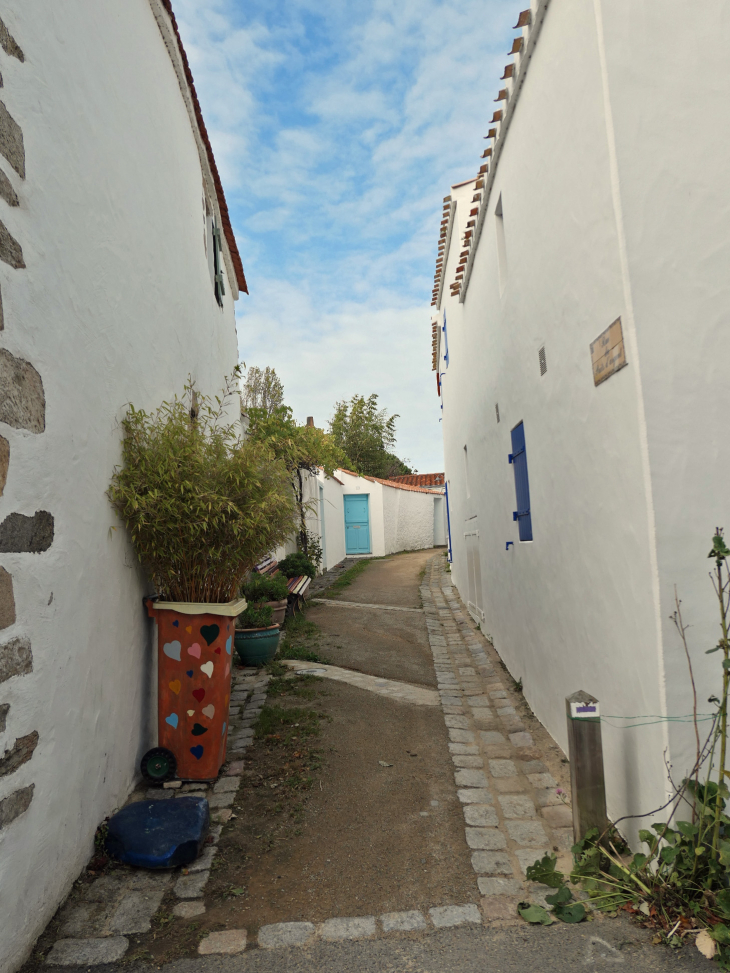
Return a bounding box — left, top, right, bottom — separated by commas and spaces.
151, 597, 247, 617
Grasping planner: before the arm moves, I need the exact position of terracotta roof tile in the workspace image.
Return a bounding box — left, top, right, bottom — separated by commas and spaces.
390, 473, 445, 488
160, 0, 247, 294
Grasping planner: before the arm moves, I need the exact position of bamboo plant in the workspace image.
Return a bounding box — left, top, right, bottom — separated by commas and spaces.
108, 379, 295, 603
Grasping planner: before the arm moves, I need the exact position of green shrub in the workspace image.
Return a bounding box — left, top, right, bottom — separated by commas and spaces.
278, 552, 316, 579
243, 573, 289, 602
108, 377, 295, 602
237, 603, 274, 629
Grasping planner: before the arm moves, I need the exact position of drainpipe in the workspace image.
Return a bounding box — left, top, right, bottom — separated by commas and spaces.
444, 482, 453, 563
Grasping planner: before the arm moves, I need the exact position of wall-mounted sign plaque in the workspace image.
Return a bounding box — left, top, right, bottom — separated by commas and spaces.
590, 317, 627, 386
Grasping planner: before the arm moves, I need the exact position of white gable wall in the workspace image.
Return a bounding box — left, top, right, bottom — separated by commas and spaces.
597, 0, 730, 784
381, 484, 436, 554
0, 4, 239, 969
439, 0, 673, 842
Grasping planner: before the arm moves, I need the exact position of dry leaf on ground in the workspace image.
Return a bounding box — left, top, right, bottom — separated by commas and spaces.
696, 929, 717, 959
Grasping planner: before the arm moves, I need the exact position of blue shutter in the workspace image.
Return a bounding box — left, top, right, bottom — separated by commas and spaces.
442, 312, 449, 368
508, 422, 533, 541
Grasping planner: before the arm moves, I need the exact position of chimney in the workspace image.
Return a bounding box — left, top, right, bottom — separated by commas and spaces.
306, 417, 314, 427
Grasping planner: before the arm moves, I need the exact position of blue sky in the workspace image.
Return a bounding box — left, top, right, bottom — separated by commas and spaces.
174, 0, 516, 472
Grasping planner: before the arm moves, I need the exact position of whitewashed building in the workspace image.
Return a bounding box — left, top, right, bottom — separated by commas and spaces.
276, 467, 446, 571
0, 4, 245, 969
433, 0, 730, 843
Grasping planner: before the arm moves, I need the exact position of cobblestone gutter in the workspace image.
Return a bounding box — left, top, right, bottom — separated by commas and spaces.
421, 555, 573, 904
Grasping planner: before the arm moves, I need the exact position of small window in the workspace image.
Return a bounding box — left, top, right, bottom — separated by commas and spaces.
495, 402, 500, 423
539, 345, 547, 376
212, 221, 225, 306
509, 422, 532, 541
442, 312, 450, 368
204, 193, 225, 307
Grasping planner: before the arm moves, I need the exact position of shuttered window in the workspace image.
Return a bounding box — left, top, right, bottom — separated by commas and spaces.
509, 421, 533, 541
213, 222, 225, 307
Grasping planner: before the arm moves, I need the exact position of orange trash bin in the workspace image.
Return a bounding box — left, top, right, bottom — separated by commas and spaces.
143, 596, 246, 781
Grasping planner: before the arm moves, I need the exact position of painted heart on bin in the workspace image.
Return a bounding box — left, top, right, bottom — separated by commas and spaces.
225, 663, 230, 677
200, 624, 220, 646
172, 620, 179, 628
221, 722, 227, 736
165, 713, 178, 729
187, 643, 201, 659
202, 704, 215, 719
186, 670, 193, 677
186, 626, 192, 634
214, 648, 221, 655
187, 709, 194, 717
225, 636, 232, 655
169, 680, 181, 695
190, 745, 204, 759
192, 688, 205, 702
163, 640, 181, 661
191, 723, 208, 736
200, 661, 214, 678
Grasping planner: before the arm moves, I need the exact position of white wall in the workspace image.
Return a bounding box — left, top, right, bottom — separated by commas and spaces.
316, 472, 346, 570
381, 483, 436, 554
0, 4, 240, 969
438, 0, 691, 843
597, 0, 730, 790
434, 496, 447, 547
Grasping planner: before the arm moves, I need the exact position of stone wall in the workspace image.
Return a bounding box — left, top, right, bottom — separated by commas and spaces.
0, 15, 41, 842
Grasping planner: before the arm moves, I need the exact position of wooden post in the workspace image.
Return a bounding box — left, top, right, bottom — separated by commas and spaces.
565, 690, 608, 842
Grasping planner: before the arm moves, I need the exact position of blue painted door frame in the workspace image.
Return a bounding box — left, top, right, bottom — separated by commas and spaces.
344, 494, 371, 554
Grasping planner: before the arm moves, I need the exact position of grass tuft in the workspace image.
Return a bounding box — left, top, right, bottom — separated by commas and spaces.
321, 558, 371, 597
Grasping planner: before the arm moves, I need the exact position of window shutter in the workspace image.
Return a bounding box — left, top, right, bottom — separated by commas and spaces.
508, 422, 533, 541
213, 224, 225, 306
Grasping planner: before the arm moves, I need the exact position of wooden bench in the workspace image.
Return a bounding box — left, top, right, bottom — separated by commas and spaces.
286, 575, 311, 616
252, 557, 311, 616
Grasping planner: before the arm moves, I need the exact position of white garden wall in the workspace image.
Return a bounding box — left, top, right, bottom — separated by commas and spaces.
0, 4, 241, 969
381, 483, 436, 554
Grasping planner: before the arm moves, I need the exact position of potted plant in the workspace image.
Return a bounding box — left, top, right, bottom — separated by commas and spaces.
243, 572, 289, 626
108, 376, 295, 782
234, 602, 280, 666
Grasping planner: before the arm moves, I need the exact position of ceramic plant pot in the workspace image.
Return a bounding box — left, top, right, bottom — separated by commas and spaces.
143, 596, 246, 781
265, 599, 288, 627
234, 625, 280, 667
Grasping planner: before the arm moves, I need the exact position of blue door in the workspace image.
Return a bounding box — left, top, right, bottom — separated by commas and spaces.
344, 494, 370, 554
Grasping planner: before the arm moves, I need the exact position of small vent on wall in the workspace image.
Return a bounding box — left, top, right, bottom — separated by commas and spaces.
495, 403, 500, 423
538, 345, 547, 376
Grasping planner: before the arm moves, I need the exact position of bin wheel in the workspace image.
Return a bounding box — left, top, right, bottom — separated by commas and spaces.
140, 747, 177, 784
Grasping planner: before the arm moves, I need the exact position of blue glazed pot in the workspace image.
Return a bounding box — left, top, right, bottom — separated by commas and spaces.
234, 626, 280, 666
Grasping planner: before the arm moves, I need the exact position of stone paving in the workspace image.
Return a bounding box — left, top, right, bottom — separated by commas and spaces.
420, 555, 574, 906
44, 667, 271, 966
281, 658, 440, 706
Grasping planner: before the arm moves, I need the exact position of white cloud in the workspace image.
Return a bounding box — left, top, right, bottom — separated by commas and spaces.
172, 0, 517, 471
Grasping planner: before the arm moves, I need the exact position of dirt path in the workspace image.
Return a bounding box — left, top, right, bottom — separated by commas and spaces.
305, 550, 438, 687
30, 549, 583, 968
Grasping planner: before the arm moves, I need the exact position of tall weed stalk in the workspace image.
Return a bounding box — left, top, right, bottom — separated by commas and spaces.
526, 531, 730, 965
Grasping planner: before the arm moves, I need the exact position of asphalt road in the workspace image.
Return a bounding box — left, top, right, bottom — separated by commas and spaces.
68, 920, 709, 973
